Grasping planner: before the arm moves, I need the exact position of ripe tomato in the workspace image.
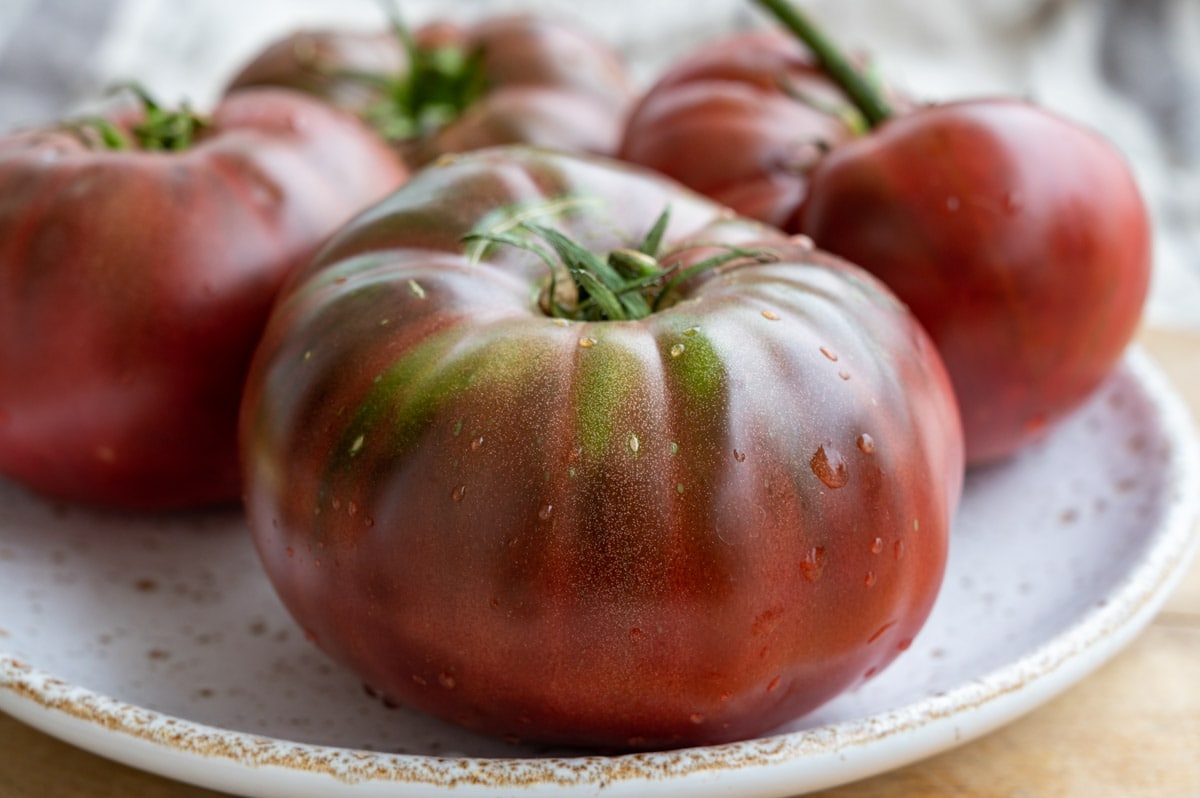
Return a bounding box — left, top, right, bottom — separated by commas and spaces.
619, 29, 872, 230
797, 99, 1151, 463
240, 146, 964, 749
226, 14, 633, 166
0, 88, 407, 509
740, 0, 1152, 465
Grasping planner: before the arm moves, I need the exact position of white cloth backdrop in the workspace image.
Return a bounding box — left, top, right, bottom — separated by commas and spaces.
2, 0, 1197, 328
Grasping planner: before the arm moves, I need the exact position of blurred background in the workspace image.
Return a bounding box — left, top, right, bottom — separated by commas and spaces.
2, 0, 1197, 328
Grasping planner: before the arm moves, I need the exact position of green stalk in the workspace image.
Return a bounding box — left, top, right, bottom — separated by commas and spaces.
464, 205, 779, 322
753, 0, 892, 128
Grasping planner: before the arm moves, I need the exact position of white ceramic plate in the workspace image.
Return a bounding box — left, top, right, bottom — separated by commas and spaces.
1, 348, 1197, 798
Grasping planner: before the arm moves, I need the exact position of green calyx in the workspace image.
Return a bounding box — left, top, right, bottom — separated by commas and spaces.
76, 84, 209, 152
362, 6, 487, 141
464, 206, 779, 322
753, 0, 893, 129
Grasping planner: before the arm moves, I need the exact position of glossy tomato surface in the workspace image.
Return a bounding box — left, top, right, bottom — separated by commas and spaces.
240, 147, 964, 749
227, 14, 633, 166
0, 88, 406, 509
619, 29, 864, 230
797, 99, 1151, 464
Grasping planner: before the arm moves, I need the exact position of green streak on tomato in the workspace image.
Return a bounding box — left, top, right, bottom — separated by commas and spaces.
572, 333, 644, 460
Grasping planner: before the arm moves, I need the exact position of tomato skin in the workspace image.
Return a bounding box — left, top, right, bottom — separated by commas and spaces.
0, 88, 407, 509
240, 147, 963, 749
618, 30, 862, 230
226, 15, 634, 165
796, 100, 1151, 464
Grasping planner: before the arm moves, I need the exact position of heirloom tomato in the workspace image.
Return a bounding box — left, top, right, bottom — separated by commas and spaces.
239, 147, 963, 749
755, 0, 1152, 464
226, 13, 633, 166
618, 27, 885, 229
0, 88, 406, 509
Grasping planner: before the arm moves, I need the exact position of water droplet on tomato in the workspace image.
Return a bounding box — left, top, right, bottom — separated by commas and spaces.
864, 666, 879, 680
800, 546, 826, 582
733, 449, 746, 463
897, 638, 913, 652
856, 433, 876, 454
676, 483, 686, 495
364, 516, 376, 528
789, 234, 816, 250
538, 503, 554, 521
683, 326, 700, 337
578, 336, 598, 349
870, 537, 884, 554
629, 627, 644, 642
838, 370, 851, 381
810, 444, 848, 489
819, 346, 838, 362
767, 676, 781, 692
331, 496, 341, 511
868, 620, 897, 643
627, 432, 640, 455
471, 435, 484, 451
670, 343, 685, 358
761, 309, 781, 321
451, 484, 467, 502
894, 539, 905, 559
438, 671, 456, 689
864, 571, 877, 588
689, 713, 705, 725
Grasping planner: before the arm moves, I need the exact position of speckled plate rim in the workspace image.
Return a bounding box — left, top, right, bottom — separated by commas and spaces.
2, 347, 1198, 798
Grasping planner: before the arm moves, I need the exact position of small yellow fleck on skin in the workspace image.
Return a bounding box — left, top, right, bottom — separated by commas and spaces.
762, 310, 781, 321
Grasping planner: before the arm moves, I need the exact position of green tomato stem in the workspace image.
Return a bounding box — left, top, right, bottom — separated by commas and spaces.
365, 0, 487, 141
753, 0, 892, 128
463, 204, 779, 322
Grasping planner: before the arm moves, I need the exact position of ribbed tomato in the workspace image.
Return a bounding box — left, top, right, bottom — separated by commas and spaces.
239, 147, 963, 749
226, 13, 633, 166
0, 88, 406, 509
618, 29, 869, 230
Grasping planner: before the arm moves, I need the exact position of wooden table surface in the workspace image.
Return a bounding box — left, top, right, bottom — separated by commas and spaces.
2, 326, 1198, 798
